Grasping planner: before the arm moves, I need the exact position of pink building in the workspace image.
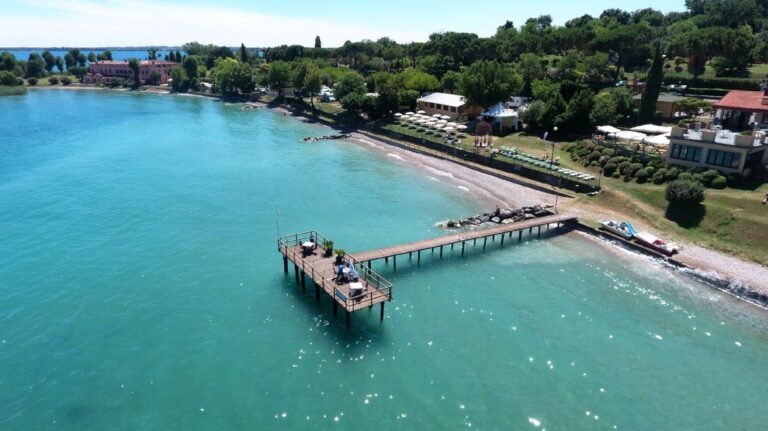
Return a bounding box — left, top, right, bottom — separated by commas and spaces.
83, 60, 177, 85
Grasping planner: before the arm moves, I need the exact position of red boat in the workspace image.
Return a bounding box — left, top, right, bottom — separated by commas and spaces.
634, 231, 679, 256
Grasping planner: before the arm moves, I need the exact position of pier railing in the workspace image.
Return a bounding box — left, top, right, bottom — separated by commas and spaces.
277, 231, 393, 309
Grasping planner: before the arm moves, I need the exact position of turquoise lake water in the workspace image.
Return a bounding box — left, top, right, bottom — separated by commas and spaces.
2, 90, 768, 430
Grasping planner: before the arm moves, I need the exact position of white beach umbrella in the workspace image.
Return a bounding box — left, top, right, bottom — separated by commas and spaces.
417, 110, 427, 114
406, 112, 415, 115
394, 113, 403, 117
433, 124, 444, 130
447, 122, 458, 127
456, 125, 468, 130
440, 115, 451, 120
444, 126, 456, 133
437, 119, 448, 124
432, 114, 441, 118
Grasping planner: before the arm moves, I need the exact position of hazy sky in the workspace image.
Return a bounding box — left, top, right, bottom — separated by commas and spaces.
1, 0, 687, 47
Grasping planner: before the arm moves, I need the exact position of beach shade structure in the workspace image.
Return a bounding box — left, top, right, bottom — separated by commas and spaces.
456, 125, 468, 130
417, 110, 427, 114
437, 119, 448, 124
644, 134, 670, 146
447, 122, 458, 127
597, 125, 621, 135
433, 124, 444, 130
440, 115, 451, 120
394, 113, 403, 117
406, 112, 415, 115
631, 124, 672, 135
444, 126, 456, 133
432, 114, 442, 118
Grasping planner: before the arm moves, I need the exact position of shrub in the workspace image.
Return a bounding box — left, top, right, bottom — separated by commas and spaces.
607, 156, 625, 165
611, 171, 621, 178
48, 76, 59, 85
727, 173, 743, 185
710, 176, 727, 189
653, 168, 667, 184
0, 70, 19, 86
677, 172, 694, 182
601, 148, 615, 157
666, 180, 705, 205
590, 160, 599, 167
587, 151, 602, 162
700, 169, 720, 186
636, 168, 650, 183
618, 161, 631, 175
603, 162, 618, 176
61, 76, 72, 85
626, 162, 644, 177
26, 77, 37, 86
665, 167, 680, 180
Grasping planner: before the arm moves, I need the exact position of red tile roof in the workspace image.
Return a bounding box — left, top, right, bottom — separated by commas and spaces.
713, 90, 768, 113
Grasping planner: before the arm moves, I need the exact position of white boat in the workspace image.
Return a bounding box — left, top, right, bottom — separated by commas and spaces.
635, 231, 679, 256
598, 220, 635, 240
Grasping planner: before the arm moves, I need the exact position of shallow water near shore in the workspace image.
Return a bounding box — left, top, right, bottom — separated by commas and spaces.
2, 90, 768, 430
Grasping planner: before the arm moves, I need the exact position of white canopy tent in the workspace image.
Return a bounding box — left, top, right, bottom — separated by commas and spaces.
631, 124, 672, 135
644, 134, 671, 146
597, 125, 621, 134
613, 130, 648, 142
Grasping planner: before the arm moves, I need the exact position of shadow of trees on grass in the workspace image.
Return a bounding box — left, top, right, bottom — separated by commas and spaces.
665, 203, 707, 228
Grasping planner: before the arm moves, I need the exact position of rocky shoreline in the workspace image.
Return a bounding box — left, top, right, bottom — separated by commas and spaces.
441, 205, 555, 229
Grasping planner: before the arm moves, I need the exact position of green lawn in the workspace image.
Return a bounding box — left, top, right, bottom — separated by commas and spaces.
25, 75, 77, 86
662, 62, 768, 81
315, 101, 343, 115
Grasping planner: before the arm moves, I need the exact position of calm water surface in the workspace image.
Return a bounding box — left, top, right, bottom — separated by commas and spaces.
1, 90, 768, 430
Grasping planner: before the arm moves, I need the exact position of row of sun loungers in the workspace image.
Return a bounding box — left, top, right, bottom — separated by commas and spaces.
499, 146, 596, 182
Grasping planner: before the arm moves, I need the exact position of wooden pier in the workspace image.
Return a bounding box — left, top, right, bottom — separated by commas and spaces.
277, 213, 577, 327
352, 213, 578, 270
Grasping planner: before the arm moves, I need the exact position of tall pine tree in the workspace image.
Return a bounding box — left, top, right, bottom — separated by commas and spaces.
239, 43, 249, 63
639, 41, 664, 124
314, 36, 321, 49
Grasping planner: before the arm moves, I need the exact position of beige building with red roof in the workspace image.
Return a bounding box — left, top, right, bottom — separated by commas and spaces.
713, 90, 768, 130
83, 60, 177, 85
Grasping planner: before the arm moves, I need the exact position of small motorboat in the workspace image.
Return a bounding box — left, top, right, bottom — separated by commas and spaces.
598, 220, 636, 240
634, 231, 679, 256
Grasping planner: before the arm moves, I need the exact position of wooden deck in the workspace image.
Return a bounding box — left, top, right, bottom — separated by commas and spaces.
352, 213, 577, 266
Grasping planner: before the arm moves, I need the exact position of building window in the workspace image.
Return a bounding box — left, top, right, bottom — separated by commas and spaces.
450, 106, 457, 113
429, 103, 435, 108
706, 149, 741, 169
670, 143, 703, 162
436, 104, 443, 110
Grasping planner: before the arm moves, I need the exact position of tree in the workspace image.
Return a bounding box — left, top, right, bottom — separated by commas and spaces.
440, 70, 461, 92
26, 53, 45, 78
666, 179, 705, 206
1, 52, 17, 72
639, 42, 664, 123
64, 53, 75, 69
239, 43, 249, 63
315, 36, 322, 49
68, 66, 87, 79
54, 56, 64, 73
590, 92, 619, 125
590, 24, 653, 81
334, 71, 366, 100
0, 70, 19, 86
458, 60, 522, 108
87, 52, 96, 63
340, 92, 368, 115
42, 50, 55, 73
76, 53, 87, 67
303, 66, 322, 106
182, 56, 200, 80
266, 61, 292, 96
147, 48, 158, 60
146, 71, 162, 85
213, 58, 254, 96
169, 68, 191, 92
128, 58, 141, 87
558, 88, 594, 132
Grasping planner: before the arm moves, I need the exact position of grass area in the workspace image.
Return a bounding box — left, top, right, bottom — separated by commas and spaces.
315, 101, 344, 115
662, 62, 768, 81
23, 75, 77, 86
0, 85, 27, 96
459, 132, 768, 264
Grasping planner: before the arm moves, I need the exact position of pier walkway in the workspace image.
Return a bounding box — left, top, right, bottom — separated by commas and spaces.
278, 213, 577, 327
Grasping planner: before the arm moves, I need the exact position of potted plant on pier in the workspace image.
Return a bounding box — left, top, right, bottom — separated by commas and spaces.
334, 249, 345, 265
323, 240, 334, 257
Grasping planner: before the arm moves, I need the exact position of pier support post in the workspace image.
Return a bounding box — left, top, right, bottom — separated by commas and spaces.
440, 246, 443, 259
283, 256, 288, 273
519, 230, 523, 242
529, 227, 533, 233
483, 237, 487, 250
315, 281, 320, 301
385, 256, 388, 264
501, 234, 505, 247
538, 225, 541, 239
300, 271, 306, 290
393, 256, 397, 272
380, 302, 385, 321
461, 241, 465, 256
367, 261, 371, 269
294, 264, 299, 284
346, 310, 350, 328
409, 252, 412, 260
417, 251, 421, 265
